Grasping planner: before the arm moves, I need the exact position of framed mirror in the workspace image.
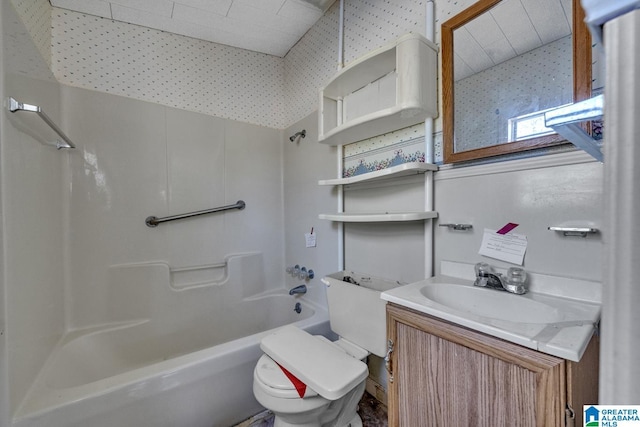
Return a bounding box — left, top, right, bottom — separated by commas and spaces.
442, 0, 592, 163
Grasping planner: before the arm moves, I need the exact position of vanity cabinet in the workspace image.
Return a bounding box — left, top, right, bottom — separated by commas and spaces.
386, 303, 599, 427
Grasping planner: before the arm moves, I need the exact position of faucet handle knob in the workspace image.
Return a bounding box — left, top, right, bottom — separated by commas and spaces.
474, 262, 494, 277
507, 267, 526, 285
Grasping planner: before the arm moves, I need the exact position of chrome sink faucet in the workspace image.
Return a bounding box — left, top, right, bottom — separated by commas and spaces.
473, 263, 527, 295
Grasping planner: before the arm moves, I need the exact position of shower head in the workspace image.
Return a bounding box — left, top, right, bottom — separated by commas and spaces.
289, 129, 306, 143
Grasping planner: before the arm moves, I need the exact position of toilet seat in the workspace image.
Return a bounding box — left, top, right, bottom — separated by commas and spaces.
255, 333, 368, 401
254, 354, 319, 399
260, 325, 368, 401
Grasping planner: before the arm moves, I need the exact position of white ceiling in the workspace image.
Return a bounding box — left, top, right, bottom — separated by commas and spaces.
454, 0, 572, 80
49, 0, 335, 57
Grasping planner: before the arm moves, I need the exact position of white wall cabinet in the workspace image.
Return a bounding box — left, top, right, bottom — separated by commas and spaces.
318, 33, 438, 146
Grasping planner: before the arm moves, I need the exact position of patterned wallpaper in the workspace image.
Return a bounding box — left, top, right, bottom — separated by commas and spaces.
283, 2, 340, 130
51, 9, 286, 128
285, 0, 432, 122
343, 123, 427, 177
10, 0, 593, 166
10, 0, 453, 131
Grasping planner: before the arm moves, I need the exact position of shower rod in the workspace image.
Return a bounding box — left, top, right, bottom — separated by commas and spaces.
145, 200, 246, 227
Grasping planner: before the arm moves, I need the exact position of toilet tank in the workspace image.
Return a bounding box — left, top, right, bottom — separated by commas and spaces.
322, 271, 401, 358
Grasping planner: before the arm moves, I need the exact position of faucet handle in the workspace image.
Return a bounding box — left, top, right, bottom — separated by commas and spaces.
507, 267, 527, 286
286, 265, 300, 275
474, 262, 494, 277
502, 267, 527, 294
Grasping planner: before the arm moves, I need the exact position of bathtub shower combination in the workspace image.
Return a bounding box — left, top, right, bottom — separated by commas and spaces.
13, 253, 330, 427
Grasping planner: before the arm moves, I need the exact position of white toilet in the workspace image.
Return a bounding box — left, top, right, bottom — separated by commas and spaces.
253, 272, 398, 427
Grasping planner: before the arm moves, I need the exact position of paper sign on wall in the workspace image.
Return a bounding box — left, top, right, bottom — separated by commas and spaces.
478, 228, 527, 265
305, 228, 316, 248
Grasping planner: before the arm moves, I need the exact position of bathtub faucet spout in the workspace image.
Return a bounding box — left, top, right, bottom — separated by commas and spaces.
289, 285, 307, 295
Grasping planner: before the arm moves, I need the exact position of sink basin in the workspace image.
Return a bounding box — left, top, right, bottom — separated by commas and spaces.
419, 283, 563, 324
380, 267, 602, 361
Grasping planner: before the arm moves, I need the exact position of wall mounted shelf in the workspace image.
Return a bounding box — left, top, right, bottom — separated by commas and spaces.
318, 162, 437, 186
319, 211, 438, 223
548, 226, 599, 237
439, 223, 473, 231
318, 162, 438, 223
318, 33, 438, 146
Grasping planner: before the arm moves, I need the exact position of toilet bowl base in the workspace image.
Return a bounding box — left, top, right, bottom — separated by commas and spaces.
271, 413, 362, 427
344, 414, 363, 427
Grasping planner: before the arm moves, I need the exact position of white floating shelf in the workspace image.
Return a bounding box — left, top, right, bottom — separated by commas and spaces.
318, 33, 438, 146
544, 95, 604, 162
318, 211, 438, 223
318, 162, 437, 186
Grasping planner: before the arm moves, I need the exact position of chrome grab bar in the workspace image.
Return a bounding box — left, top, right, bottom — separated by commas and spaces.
8, 97, 76, 149
145, 200, 245, 227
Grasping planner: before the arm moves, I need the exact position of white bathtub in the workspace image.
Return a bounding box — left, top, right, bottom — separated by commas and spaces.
13, 254, 331, 427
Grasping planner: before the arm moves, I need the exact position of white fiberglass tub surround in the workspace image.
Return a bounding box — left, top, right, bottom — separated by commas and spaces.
14, 253, 330, 427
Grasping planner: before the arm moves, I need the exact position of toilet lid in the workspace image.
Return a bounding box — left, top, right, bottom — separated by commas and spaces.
255, 354, 319, 398
260, 326, 368, 401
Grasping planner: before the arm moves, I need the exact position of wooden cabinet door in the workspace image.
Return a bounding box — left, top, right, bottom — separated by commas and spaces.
387, 304, 566, 427
566, 336, 599, 426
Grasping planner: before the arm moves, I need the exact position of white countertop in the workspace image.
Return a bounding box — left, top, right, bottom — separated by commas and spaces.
381, 261, 601, 362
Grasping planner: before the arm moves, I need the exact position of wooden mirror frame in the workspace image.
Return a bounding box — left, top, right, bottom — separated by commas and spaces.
442, 0, 592, 164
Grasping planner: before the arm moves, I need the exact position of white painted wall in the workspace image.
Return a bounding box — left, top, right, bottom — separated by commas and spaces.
282, 112, 339, 308
343, 176, 427, 283
61, 86, 285, 329
315, 149, 604, 288
434, 153, 603, 281
1, 1, 66, 417
0, 4, 7, 426
7, 0, 51, 71
0, 0, 611, 422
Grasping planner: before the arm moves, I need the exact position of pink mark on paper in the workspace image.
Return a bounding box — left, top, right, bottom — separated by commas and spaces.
496, 223, 519, 235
